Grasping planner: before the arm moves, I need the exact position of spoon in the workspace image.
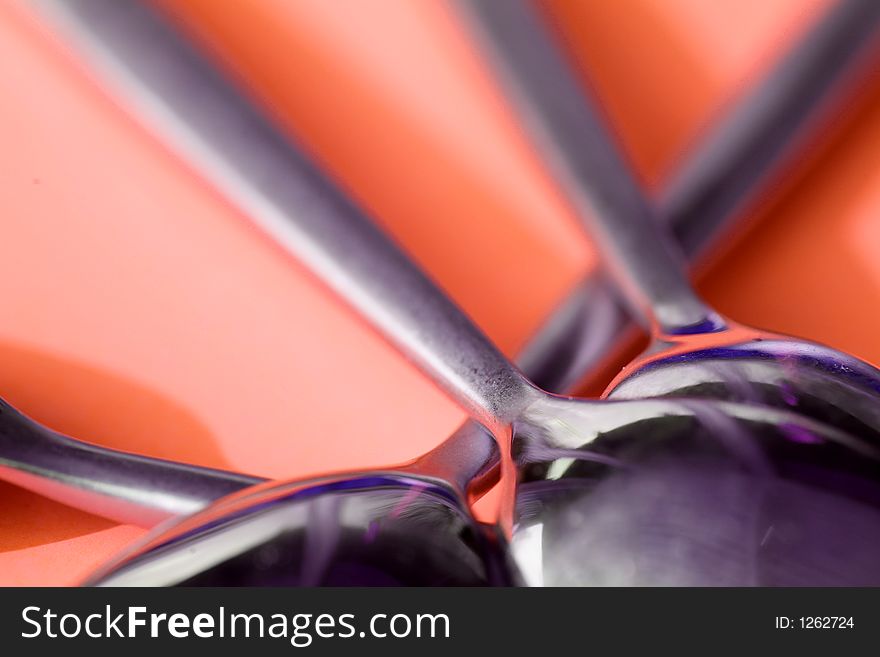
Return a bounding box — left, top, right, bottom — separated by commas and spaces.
466, 0, 880, 439
469, 0, 880, 584
0, 396, 264, 526
43, 0, 880, 588
469, 0, 880, 393
46, 0, 825, 532
15, 0, 878, 529
514, 404, 880, 586
80, 113, 880, 584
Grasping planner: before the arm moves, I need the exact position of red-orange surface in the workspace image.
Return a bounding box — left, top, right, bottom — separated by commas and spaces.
2, 0, 880, 586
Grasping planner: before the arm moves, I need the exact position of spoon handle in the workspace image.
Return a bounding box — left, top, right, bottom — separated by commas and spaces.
43, 0, 538, 430
0, 398, 265, 526
461, 0, 719, 335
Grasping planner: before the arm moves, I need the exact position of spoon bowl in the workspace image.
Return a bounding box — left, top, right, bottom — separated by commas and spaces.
606, 321, 880, 442
88, 396, 880, 586
86, 473, 515, 586
514, 396, 880, 586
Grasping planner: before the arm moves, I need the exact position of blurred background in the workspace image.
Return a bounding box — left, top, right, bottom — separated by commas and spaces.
1, 0, 879, 585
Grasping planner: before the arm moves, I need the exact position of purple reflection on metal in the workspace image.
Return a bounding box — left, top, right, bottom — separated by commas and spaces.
637, 341, 880, 394
781, 422, 824, 444
389, 481, 429, 519
300, 494, 343, 586
518, 441, 629, 469
364, 520, 380, 544
162, 474, 456, 550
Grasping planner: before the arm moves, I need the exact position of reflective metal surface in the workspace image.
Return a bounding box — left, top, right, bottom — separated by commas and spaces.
607, 325, 880, 444
514, 399, 880, 585
0, 393, 263, 527
87, 474, 515, 586
91, 397, 880, 586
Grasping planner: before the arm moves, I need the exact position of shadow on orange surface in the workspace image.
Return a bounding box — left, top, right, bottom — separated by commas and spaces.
0, 482, 115, 552
0, 341, 229, 467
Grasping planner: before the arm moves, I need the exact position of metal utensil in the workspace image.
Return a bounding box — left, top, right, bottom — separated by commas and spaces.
473, 0, 880, 393
0, 396, 263, 526
40, 0, 877, 587
21, 0, 880, 528
472, 0, 880, 585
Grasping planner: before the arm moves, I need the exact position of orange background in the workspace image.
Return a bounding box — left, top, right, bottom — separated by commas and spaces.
2, 0, 880, 585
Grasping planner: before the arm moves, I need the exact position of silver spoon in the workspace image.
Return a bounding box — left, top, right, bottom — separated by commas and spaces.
471, 0, 880, 585
475, 0, 880, 393
0, 398, 264, 526
467, 0, 880, 439
14, 0, 879, 528
42, 0, 879, 587
44, 0, 847, 537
